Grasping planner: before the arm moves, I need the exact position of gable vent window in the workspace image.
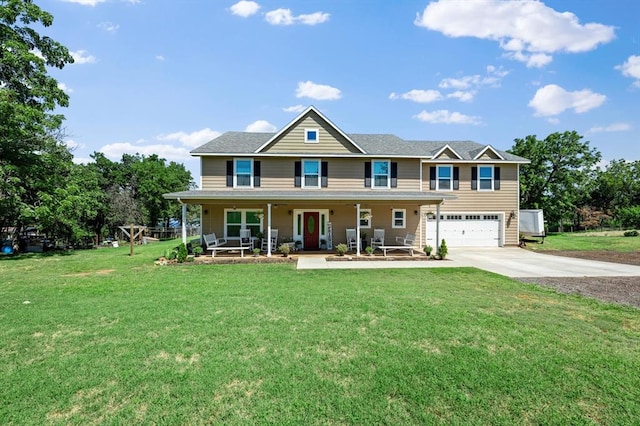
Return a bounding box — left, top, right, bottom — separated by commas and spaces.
305, 129, 319, 143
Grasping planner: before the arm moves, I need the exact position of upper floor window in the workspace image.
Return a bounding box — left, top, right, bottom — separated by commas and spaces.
478, 165, 493, 190
234, 159, 253, 188
305, 129, 319, 143
303, 159, 320, 188
472, 165, 501, 191
437, 165, 452, 190
373, 160, 390, 188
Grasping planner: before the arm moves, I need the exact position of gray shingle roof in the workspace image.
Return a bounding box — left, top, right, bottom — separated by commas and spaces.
191, 131, 528, 162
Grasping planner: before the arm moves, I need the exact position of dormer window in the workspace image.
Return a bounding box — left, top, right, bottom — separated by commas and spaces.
305, 129, 319, 143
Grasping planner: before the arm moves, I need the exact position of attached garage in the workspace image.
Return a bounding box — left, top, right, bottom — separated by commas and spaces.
425, 213, 503, 247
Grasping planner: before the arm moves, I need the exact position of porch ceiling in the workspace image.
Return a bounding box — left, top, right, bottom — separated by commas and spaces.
164, 190, 455, 205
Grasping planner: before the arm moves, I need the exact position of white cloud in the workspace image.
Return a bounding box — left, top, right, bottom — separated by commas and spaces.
57, 82, 73, 93
296, 81, 341, 100
265, 8, 329, 26
155, 55, 165, 61
72, 156, 93, 165
157, 128, 221, 148
245, 120, 276, 132
413, 110, 482, 125
439, 75, 481, 90
283, 105, 306, 113
70, 50, 97, 64
447, 91, 475, 102
588, 123, 632, 134
389, 89, 443, 103
415, 0, 615, 68
64, 139, 84, 150
98, 21, 119, 32
615, 55, 640, 87
230, 1, 260, 18
61, 0, 106, 5
100, 142, 192, 162
528, 84, 606, 116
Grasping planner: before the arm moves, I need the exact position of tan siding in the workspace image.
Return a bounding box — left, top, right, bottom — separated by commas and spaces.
201, 157, 228, 190
435, 148, 459, 160
264, 111, 360, 154
422, 163, 520, 245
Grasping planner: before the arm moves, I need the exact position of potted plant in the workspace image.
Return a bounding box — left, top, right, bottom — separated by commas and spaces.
320, 239, 327, 250
294, 240, 302, 250
335, 243, 348, 256
193, 246, 203, 257
423, 245, 432, 256
253, 247, 261, 257
365, 246, 374, 256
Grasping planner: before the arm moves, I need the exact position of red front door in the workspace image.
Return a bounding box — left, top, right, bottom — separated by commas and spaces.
303, 212, 320, 249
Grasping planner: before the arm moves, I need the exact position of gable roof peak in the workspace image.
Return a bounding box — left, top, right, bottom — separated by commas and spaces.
254, 105, 367, 154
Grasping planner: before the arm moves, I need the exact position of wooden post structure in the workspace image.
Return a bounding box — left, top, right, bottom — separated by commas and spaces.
130, 223, 134, 256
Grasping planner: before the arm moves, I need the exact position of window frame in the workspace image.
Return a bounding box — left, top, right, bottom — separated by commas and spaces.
223, 209, 263, 240
372, 160, 391, 189
478, 165, 494, 191
436, 164, 453, 191
305, 128, 319, 143
302, 159, 321, 189
233, 158, 253, 188
392, 209, 406, 229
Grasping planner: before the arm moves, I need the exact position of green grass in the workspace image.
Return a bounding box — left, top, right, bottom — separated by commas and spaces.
2, 240, 640, 424
527, 232, 640, 252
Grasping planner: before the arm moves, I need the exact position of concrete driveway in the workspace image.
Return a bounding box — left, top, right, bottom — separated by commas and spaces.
448, 247, 640, 278
297, 247, 640, 278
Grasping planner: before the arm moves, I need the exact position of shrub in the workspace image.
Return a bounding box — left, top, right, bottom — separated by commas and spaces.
617, 206, 640, 229
365, 246, 374, 255
164, 248, 177, 260
335, 243, 348, 256
278, 244, 291, 257
438, 239, 448, 260
423, 245, 433, 256
623, 230, 639, 237
253, 247, 261, 256
176, 243, 188, 263
193, 246, 203, 256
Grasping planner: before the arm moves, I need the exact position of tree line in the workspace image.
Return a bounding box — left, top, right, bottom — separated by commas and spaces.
1, 0, 193, 246
509, 131, 640, 231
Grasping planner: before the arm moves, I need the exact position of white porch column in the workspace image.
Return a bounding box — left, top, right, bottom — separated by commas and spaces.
356, 203, 361, 256
436, 202, 441, 250
181, 203, 187, 244
267, 203, 272, 257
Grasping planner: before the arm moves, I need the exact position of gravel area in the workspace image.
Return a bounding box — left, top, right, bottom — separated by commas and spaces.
517, 250, 640, 309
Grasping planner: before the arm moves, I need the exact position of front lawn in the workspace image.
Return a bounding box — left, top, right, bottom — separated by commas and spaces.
1, 240, 639, 424
527, 231, 640, 252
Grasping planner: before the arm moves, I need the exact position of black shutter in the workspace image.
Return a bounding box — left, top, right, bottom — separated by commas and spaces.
471, 167, 477, 190
226, 160, 233, 187
429, 166, 436, 190
321, 161, 328, 188
294, 161, 301, 188
364, 162, 371, 188
391, 162, 398, 188
494, 167, 501, 190
453, 167, 459, 190
253, 161, 261, 187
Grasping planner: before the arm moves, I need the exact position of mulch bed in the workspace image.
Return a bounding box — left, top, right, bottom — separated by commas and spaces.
518, 249, 640, 309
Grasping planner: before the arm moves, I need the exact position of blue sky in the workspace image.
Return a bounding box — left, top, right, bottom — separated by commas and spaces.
41, 0, 640, 184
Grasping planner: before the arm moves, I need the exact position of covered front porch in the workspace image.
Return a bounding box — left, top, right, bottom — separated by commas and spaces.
164, 191, 456, 256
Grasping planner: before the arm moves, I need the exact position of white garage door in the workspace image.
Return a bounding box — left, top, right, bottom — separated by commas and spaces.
425, 214, 502, 247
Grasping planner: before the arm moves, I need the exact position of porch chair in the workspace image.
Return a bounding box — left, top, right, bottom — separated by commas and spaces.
203, 233, 227, 249
395, 233, 416, 247
239, 229, 253, 250
370, 229, 385, 250
346, 228, 358, 251
261, 229, 278, 252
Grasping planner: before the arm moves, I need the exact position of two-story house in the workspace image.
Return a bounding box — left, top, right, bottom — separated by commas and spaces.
164, 106, 529, 255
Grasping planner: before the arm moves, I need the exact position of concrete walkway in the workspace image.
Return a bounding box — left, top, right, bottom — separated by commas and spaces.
297, 247, 640, 278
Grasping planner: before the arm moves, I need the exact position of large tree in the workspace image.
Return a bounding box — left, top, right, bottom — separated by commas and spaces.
0, 0, 74, 234
508, 131, 601, 229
